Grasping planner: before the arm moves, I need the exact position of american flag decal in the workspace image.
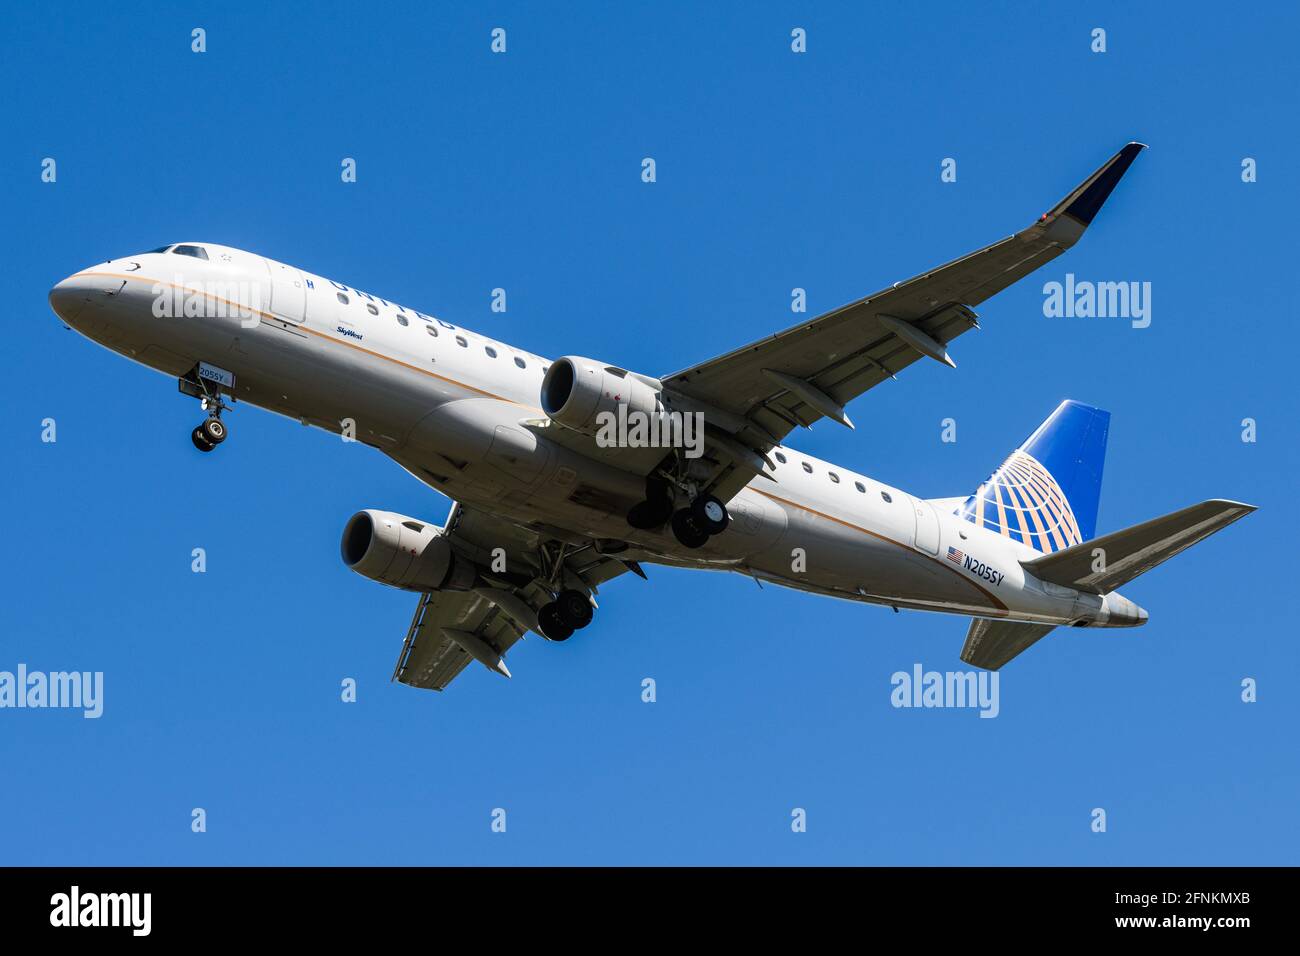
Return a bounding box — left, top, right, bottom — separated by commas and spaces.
946, 546, 964, 564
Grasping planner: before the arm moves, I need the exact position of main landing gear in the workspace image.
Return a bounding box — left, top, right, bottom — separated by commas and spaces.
536, 588, 595, 642
669, 494, 729, 549
626, 477, 730, 550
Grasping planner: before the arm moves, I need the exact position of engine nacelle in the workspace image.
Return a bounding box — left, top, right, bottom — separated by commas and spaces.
340, 510, 478, 592
540, 356, 663, 436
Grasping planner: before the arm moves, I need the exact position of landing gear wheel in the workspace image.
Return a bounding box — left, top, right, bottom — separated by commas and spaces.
191, 426, 216, 452
555, 589, 594, 630
201, 417, 227, 445
691, 494, 730, 534
670, 508, 710, 549
537, 603, 574, 642
627, 497, 673, 530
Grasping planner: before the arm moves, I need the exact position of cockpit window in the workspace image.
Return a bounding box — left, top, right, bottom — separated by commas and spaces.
172, 245, 209, 261
147, 245, 172, 254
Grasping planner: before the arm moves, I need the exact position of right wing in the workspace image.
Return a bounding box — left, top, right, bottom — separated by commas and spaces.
391, 502, 641, 691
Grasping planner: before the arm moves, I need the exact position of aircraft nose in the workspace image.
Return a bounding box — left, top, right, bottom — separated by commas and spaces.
49, 274, 88, 324
49, 269, 128, 327
50, 269, 126, 326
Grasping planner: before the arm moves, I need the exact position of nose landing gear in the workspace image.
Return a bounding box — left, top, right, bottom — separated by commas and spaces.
180, 367, 233, 454
191, 415, 228, 453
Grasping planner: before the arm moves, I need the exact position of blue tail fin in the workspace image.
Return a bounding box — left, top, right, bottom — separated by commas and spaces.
958, 400, 1110, 553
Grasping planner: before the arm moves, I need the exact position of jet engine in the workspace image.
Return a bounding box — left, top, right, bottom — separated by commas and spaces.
340, 510, 478, 592
540, 356, 663, 436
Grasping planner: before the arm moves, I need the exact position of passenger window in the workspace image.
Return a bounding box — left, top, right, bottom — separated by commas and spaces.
426, 326, 438, 337
880, 491, 892, 503
801, 462, 813, 474
172, 245, 208, 261
366, 303, 379, 316
828, 472, 840, 483
855, 481, 866, 493
485, 346, 498, 358
396, 314, 408, 326
514, 357, 526, 368
337, 293, 349, 305
455, 336, 468, 348
775, 452, 787, 464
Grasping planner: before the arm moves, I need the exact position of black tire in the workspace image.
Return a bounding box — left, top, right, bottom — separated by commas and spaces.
646, 496, 674, 525
537, 603, 574, 642
626, 500, 657, 530
201, 417, 227, 444
627, 496, 674, 530
692, 494, 730, 534
555, 589, 594, 630
191, 426, 215, 452
645, 476, 671, 503
670, 508, 709, 549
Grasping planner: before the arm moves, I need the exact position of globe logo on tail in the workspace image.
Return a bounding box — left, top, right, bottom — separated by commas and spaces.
958, 450, 1082, 553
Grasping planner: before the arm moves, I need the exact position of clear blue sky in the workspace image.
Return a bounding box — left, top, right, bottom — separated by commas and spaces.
2, 1, 1296, 865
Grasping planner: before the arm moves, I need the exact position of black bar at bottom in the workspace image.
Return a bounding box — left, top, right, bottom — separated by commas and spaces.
0, 866, 1280, 940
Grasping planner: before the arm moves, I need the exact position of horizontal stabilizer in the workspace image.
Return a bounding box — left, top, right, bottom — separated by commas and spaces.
1022, 499, 1256, 595
960, 619, 1057, 670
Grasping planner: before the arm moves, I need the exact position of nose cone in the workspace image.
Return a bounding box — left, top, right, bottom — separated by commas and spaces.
49, 274, 89, 325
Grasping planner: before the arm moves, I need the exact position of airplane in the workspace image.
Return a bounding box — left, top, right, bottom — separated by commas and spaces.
48, 142, 1254, 689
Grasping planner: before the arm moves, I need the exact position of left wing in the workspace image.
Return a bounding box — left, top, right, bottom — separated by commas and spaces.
392, 502, 639, 691
663, 143, 1146, 503
393, 587, 523, 690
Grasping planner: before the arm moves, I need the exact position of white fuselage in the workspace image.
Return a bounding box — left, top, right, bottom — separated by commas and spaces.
49, 244, 1142, 629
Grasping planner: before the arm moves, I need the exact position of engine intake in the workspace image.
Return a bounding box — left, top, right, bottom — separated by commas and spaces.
540, 356, 663, 436
341, 510, 478, 592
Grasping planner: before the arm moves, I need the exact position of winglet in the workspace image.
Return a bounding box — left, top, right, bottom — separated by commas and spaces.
1044, 142, 1146, 226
